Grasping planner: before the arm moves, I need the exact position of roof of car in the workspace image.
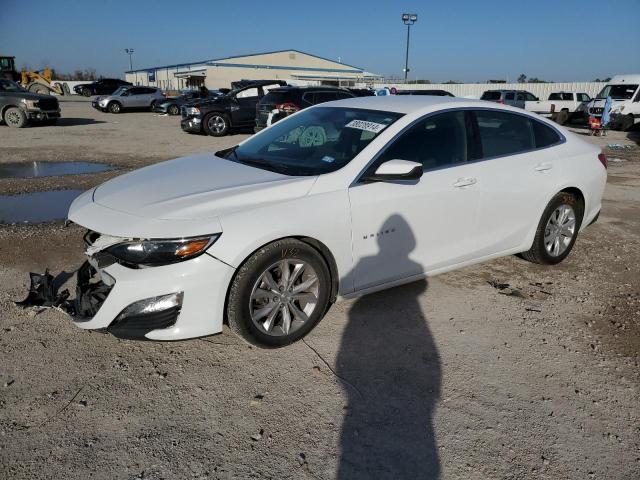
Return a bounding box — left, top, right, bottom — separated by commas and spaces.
268, 86, 352, 92
324, 95, 481, 114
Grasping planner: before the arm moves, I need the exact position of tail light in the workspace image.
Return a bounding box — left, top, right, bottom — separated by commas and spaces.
598, 153, 608, 169
275, 102, 300, 114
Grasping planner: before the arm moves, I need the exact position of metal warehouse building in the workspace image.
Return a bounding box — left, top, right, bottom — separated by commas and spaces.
124, 49, 380, 90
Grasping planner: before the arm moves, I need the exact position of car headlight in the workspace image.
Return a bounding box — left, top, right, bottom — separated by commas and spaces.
22, 99, 37, 108
185, 106, 200, 115
105, 234, 220, 267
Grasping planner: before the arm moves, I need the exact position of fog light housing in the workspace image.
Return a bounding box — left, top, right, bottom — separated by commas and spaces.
108, 292, 184, 339
116, 292, 183, 321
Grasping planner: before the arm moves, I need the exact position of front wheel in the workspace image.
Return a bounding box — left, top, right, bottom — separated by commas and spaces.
203, 113, 229, 136
168, 104, 180, 115
108, 101, 121, 114
521, 192, 583, 265
227, 239, 332, 347
4, 107, 28, 128
621, 114, 634, 132
82, 88, 92, 97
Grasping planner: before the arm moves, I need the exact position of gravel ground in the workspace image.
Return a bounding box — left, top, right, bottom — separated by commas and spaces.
0, 98, 639, 480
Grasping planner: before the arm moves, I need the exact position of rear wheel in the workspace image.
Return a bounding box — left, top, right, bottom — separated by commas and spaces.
4, 107, 28, 128
168, 104, 180, 115
521, 192, 583, 265
203, 112, 229, 136
555, 109, 569, 125
108, 101, 121, 114
227, 239, 332, 347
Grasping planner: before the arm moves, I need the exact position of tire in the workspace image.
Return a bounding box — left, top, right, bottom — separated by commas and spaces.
621, 114, 634, 132
521, 192, 583, 265
555, 109, 569, 125
108, 101, 122, 114
149, 100, 157, 111
168, 104, 180, 115
227, 238, 332, 347
203, 112, 230, 136
3, 107, 28, 128
82, 88, 92, 97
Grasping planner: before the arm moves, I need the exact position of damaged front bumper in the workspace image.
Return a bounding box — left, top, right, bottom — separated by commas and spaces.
71, 250, 234, 340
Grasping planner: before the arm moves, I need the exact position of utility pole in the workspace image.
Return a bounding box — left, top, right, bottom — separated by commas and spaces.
401, 13, 418, 83
125, 48, 134, 71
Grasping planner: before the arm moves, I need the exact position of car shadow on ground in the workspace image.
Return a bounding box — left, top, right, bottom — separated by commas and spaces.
336, 215, 441, 479
55, 118, 107, 126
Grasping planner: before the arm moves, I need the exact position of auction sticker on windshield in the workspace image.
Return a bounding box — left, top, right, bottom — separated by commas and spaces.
345, 119, 387, 134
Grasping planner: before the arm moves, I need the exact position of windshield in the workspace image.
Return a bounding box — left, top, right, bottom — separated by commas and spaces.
113, 86, 130, 96
597, 84, 638, 100
221, 107, 403, 176
0, 80, 27, 93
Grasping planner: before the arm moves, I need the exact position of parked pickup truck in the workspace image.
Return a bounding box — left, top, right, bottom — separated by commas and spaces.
0, 78, 60, 128
525, 92, 591, 124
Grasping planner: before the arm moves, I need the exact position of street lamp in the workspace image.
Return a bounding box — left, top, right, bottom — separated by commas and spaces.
401, 13, 417, 82
125, 48, 134, 71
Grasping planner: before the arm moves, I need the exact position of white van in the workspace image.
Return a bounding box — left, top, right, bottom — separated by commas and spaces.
587, 74, 640, 131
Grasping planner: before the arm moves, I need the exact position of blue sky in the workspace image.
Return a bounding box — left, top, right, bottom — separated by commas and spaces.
2, 0, 639, 82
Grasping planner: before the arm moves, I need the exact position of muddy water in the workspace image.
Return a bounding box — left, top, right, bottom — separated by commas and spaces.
0, 189, 84, 224
0, 161, 114, 179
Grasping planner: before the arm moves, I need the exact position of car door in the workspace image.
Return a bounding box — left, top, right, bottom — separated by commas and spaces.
231, 86, 260, 125
348, 110, 483, 291
470, 109, 563, 257
122, 87, 142, 107
515, 92, 526, 109
95, 81, 109, 95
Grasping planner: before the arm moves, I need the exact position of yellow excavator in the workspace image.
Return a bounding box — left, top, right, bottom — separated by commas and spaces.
1, 55, 69, 95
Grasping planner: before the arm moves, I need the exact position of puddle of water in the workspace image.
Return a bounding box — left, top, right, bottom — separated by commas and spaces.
0, 161, 114, 179
0, 190, 84, 224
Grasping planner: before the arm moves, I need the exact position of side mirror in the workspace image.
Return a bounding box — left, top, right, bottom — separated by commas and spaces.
364, 159, 423, 182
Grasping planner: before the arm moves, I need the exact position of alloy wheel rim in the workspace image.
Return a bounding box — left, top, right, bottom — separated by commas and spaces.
249, 259, 319, 337
209, 116, 225, 133
544, 204, 576, 257
6, 111, 19, 125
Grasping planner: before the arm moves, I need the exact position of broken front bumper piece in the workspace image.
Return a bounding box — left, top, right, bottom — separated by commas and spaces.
71, 251, 234, 341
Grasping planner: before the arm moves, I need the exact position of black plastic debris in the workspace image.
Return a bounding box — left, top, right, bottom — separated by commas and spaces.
74, 262, 111, 318
16, 270, 74, 314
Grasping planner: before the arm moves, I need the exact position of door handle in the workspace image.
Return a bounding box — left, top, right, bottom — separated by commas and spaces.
453, 177, 477, 188
534, 162, 553, 172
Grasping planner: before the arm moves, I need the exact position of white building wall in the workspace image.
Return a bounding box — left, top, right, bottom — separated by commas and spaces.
357, 82, 607, 99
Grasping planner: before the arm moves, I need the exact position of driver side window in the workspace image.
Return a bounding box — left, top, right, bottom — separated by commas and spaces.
236, 87, 259, 100
377, 111, 469, 171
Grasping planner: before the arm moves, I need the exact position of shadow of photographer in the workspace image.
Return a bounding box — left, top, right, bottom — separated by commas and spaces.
336, 214, 441, 479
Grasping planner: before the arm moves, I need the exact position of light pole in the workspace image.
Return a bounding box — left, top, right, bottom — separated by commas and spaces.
401, 13, 417, 83
125, 48, 134, 71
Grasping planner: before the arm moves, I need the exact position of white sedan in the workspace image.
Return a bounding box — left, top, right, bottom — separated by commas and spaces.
68, 96, 607, 346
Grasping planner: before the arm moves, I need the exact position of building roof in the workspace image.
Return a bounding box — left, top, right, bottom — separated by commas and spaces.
125, 49, 369, 75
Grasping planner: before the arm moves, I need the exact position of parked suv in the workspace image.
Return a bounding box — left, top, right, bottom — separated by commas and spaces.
92, 86, 165, 113
0, 79, 60, 128
73, 78, 132, 97
181, 80, 287, 136
481, 90, 538, 108
256, 86, 358, 130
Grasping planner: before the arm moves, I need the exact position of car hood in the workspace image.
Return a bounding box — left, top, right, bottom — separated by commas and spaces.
69, 153, 317, 238
14, 91, 55, 102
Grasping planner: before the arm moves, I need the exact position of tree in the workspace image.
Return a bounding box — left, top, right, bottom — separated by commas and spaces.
517, 74, 527, 83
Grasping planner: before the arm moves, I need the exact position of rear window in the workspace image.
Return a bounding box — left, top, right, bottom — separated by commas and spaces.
532, 120, 561, 148
475, 110, 534, 157
481, 91, 502, 100
262, 91, 297, 105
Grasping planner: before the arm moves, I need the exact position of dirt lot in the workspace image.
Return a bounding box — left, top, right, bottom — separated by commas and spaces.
1, 98, 639, 479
